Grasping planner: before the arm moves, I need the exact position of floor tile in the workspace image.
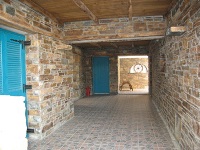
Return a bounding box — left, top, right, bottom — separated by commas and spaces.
28, 95, 178, 150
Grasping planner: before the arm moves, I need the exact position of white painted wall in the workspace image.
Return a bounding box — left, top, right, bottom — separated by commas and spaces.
0, 96, 27, 150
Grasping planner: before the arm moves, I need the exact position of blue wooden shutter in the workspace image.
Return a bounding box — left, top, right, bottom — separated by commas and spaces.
4, 32, 25, 96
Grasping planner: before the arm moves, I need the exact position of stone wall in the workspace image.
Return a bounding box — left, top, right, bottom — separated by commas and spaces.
26, 34, 75, 139
26, 38, 85, 139
83, 47, 149, 94
64, 16, 166, 42
72, 47, 85, 100
0, 0, 84, 139
0, 0, 63, 38
150, 0, 200, 149
119, 58, 148, 90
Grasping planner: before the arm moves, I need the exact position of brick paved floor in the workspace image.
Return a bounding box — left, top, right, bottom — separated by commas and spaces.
28, 95, 178, 150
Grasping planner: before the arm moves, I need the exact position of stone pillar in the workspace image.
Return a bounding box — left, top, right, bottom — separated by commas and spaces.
26, 34, 74, 139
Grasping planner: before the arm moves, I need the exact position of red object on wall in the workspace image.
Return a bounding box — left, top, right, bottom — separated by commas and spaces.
86, 86, 91, 96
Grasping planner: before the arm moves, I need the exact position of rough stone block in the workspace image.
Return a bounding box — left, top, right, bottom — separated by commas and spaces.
6, 6, 15, 16
154, 16, 164, 21
144, 16, 154, 21
27, 65, 38, 74
40, 59, 49, 64
39, 75, 54, 81
27, 94, 39, 101
44, 69, 50, 75
194, 78, 200, 89
134, 22, 147, 31
29, 101, 40, 110
29, 122, 40, 128
29, 110, 39, 115
119, 18, 129, 22
99, 29, 116, 35
54, 76, 63, 82
33, 21, 51, 32
99, 18, 119, 24
65, 29, 83, 36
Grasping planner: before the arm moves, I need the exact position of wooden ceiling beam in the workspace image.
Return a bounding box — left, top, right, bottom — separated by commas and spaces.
66, 30, 165, 44
72, 0, 98, 23
19, 0, 60, 24
128, 0, 133, 21
68, 36, 164, 45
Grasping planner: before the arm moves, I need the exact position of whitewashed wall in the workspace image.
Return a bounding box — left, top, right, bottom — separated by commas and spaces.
0, 96, 27, 150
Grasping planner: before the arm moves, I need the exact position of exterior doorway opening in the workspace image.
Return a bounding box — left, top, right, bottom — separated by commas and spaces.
118, 56, 149, 94
92, 56, 110, 94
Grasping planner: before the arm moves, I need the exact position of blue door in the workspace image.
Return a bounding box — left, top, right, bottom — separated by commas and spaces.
0, 28, 28, 127
92, 56, 110, 94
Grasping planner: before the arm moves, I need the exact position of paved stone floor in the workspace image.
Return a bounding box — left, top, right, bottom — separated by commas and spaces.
28, 95, 178, 150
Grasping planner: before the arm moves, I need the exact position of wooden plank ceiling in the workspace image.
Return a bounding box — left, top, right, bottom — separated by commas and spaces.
23, 0, 173, 48
30, 0, 172, 22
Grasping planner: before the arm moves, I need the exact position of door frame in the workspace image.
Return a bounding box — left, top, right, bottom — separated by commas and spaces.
118, 55, 149, 94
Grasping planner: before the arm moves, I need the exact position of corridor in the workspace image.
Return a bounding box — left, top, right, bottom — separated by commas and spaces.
29, 95, 178, 150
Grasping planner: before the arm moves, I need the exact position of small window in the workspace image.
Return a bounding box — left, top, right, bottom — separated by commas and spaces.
130, 63, 148, 73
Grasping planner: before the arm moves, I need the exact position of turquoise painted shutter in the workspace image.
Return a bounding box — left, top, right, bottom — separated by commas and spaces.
6, 39, 23, 95
0, 40, 2, 94
4, 32, 25, 96
0, 28, 26, 95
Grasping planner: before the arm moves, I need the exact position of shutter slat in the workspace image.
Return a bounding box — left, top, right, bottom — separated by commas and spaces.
6, 40, 22, 92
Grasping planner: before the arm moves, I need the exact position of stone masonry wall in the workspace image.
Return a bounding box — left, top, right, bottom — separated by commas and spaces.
64, 16, 166, 42
72, 47, 85, 100
84, 47, 149, 94
0, 0, 83, 139
150, 0, 200, 149
119, 58, 148, 90
26, 34, 75, 139
0, 0, 63, 38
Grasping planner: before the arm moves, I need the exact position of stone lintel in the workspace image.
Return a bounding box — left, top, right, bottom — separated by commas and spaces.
56, 44, 73, 50
68, 34, 165, 44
